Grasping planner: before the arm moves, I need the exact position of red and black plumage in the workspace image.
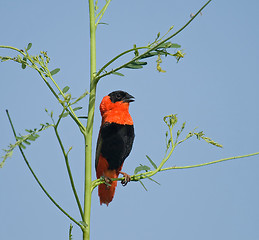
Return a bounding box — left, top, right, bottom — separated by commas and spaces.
95, 90, 135, 206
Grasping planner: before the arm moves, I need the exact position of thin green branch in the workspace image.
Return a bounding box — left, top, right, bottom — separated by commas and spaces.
96, 0, 212, 80
95, 0, 112, 28
0, 45, 25, 53
161, 152, 259, 171
54, 111, 84, 220
5, 110, 82, 228
26, 55, 85, 132
134, 151, 259, 180
147, 125, 175, 178
92, 151, 259, 190
95, 46, 147, 79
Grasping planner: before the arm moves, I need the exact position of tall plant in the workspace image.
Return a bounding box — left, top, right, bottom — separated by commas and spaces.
1, 1, 258, 239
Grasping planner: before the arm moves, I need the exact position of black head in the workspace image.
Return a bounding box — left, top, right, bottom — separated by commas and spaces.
108, 90, 135, 103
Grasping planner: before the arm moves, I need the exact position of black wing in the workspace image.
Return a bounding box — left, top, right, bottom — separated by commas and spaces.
98, 122, 134, 170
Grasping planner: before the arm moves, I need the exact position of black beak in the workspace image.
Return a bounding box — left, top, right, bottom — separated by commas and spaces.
123, 93, 135, 103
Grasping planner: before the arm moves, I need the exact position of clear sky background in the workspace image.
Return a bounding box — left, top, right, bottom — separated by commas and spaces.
1, 0, 259, 239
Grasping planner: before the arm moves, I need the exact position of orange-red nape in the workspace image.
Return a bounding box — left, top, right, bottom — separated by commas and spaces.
100, 95, 133, 125
96, 154, 123, 206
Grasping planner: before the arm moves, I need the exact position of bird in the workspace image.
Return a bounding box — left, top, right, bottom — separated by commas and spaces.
95, 90, 135, 206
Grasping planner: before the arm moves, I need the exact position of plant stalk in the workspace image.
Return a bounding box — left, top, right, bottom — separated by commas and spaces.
83, 0, 97, 239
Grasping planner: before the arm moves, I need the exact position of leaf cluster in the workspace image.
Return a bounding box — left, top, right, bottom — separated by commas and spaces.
129, 114, 223, 190
1, 44, 89, 132
0, 122, 53, 168
90, 23, 187, 82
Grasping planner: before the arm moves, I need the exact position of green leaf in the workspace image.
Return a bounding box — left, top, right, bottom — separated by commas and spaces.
0, 160, 5, 168
1, 123, 53, 168
169, 43, 181, 48
134, 165, 150, 174
199, 134, 223, 148
0, 151, 13, 168
20, 143, 26, 149
140, 51, 159, 59
21, 57, 27, 69
50, 68, 60, 76
111, 71, 124, 76
1, 57, 11, 62
155, 32, 160, 41
60, 112, 69, 118
17, 55, 22, 62
24, 140, 31, 145
73, 106, 82, 111
27, 135, 38, 141
26, 43, 32, 51
146, 155, 157, 169
62, 86, 70, 94
146, 175, 161, 185
132, 61, 147, 65
156, 42, 181, 49
25, 129, 33, 133
139, 180, 148, 191
124, 61, 147, 69
177, 122, 186, 138
125, 64, 143, 69
133, 44, 139, 57
71, 90, 89, 105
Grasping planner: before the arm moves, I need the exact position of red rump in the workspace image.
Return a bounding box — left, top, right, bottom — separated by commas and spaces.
96, 154, 122, 206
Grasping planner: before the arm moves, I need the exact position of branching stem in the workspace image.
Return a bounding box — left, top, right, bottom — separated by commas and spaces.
5, 110, 82, 228
0, 45, 85, 132
95, 0, 212, 80
95, 0, 112, 28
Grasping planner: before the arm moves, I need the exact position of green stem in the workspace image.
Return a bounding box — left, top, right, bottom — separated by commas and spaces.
54, 124, 84, 219
5, 110, 81, 228
146, 125, 175, 178
0, 45, 25, 53
92, 151, 259, 188
83, 0, 97, 239
95, 0, 112, 28
46, 72, 85, 131
134, 151, 259, 180
95, 46, 147, 79
161, 151, 259, 171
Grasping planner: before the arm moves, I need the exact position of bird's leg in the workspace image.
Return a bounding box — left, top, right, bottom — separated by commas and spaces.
119, 171, 131, 186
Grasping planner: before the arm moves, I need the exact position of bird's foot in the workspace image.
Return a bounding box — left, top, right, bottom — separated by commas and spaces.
119, 171, 131, 186
100, 176, 112, 188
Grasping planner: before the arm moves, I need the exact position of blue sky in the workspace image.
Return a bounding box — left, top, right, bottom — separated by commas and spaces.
1, 0, 259, 239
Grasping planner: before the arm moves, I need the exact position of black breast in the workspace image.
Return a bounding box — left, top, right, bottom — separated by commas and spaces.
100, 122, 134, 170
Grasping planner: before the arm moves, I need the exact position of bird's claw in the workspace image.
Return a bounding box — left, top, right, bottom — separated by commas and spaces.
119, 171, 131, 186
100, 176, 112, 187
